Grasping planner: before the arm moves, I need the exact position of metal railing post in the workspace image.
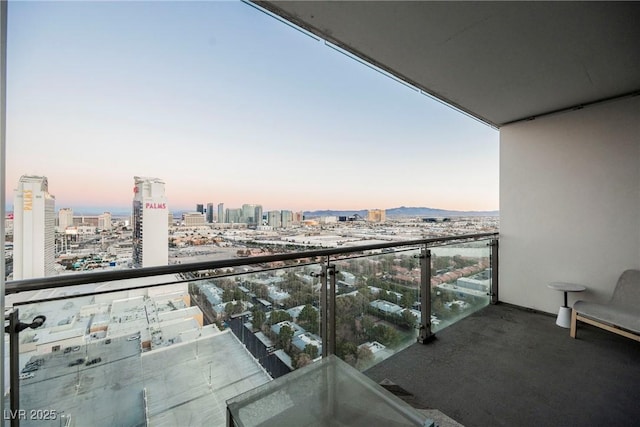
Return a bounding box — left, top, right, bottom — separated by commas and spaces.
316, 265, 329, 357
418, 247, 435, 344
4, 311, 46, 427
8, 308, 20, 427
327, 264, 337, 356
490, 238, 499, 304
317, 258, 338, 357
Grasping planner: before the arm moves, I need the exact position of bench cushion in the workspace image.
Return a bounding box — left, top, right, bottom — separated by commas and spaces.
610, 269, 640, 307
573, 300, 640, 334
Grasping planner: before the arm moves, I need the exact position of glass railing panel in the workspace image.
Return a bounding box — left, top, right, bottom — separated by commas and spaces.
429, 239, 492, 332
330, 247, 421, 371
3, 234, 497, 425
189, 262, 324, 378
5, 275, 281, 426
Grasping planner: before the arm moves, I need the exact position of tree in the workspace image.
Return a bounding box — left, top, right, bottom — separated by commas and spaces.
379, 290, 397, 304
222, 288, 235, 302
371, 324, 400, 347
432, 256, 452, 272
400, 256, 419, 270
294, 353, 312, 369
252, 310, 266, 328
303, 344, 318, 359
225, 302, 234, 317
453, 255, 477, 269
336, 341, 357, 360
277, 325, 294, 351
356, 346, 374, 370
270, 310, 292, 324
360, 316, 374, 337
401, 310, 417, 328
225, 302, 244, 316
253, 284, 268, 299
297, 304, 319, 334
400, 292, 416, 308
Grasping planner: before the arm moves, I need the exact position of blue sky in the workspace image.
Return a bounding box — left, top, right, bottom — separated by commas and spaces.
5, 0, 498, 213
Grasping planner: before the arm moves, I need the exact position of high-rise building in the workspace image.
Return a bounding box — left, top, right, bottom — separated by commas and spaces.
267, 210, 281, 228
241, 204, 254, 224
217, 203, 224, 224
367, 209, 386, 222
196, 204, 204, 214
255, 205, 264, 226
58, 208, 73, 232
73, 216, 99, 227
206, 203, 214, 223
242, 204, 263, 226
281, 210, 293, 228
13, 175, 56, 279
98, 212, 112, 231
226, 208, 242, 223
4, 213, 14, 236
132, 176, 168, 268
183, 212, 205, 226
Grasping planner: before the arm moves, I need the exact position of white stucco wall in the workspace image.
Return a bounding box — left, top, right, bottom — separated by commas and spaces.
500, 96, 640, 313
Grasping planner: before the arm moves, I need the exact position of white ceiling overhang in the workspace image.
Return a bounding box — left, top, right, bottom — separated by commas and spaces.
256, 1, 640, 127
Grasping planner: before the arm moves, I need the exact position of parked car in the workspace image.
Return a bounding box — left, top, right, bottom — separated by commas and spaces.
72, 346, 81, 352
68, 359, 84, 367
25, 360, 42, 369
19, 373, 35, 380
64, 347, 72, 354
127, 335, 140, 341
105, 339, 111, 344
85, 357, 102, 366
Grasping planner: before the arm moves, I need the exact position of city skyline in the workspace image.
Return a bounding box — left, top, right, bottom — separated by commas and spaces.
4, 184, 500, 218
5, 1, 499, 213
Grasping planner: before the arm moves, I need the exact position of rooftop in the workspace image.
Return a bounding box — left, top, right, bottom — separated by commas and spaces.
14, 330, 271, 426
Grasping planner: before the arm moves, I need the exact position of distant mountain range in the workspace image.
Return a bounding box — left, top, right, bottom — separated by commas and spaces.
303, 206, 499, 218
16, 205, 497, 219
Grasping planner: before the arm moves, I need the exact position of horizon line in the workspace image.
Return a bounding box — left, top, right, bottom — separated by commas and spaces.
4, 205, 500, 216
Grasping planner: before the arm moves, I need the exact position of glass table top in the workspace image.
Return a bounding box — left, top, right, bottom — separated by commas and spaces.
226, 355, 433, 427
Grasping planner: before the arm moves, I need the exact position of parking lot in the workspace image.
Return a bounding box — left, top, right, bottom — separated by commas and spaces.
14, 336, 144, 427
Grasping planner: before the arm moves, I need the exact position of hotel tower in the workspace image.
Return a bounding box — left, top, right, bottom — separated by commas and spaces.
13, 175, 56, 279
132, 176, 168, 268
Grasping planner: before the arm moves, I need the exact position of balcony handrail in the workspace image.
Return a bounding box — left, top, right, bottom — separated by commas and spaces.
5, 232, 498, 295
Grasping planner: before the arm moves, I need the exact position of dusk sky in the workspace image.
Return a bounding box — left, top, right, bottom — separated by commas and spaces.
5, 1, 498, 214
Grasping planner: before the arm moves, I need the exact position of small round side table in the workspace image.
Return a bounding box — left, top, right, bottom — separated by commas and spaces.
547, 282, 586, 328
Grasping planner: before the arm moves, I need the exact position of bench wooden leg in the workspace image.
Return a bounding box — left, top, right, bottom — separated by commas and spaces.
570, 308, 577, 338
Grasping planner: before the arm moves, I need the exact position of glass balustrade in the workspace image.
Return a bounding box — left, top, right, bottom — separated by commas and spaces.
429, 238, 493, 332
3, 233, 497, 426
329, 247, 422, 370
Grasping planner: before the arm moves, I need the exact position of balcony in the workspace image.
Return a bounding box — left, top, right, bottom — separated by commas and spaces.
2, 1, 640, 426
367, 303, 640, 427
4, 233, 496, 426
5, 232, 640, 427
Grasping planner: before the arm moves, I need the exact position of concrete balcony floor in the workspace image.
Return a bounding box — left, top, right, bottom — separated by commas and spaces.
365, 303, 640, 427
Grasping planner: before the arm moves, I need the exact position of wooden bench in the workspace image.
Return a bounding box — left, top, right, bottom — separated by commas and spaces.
570, 269, 640, 342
